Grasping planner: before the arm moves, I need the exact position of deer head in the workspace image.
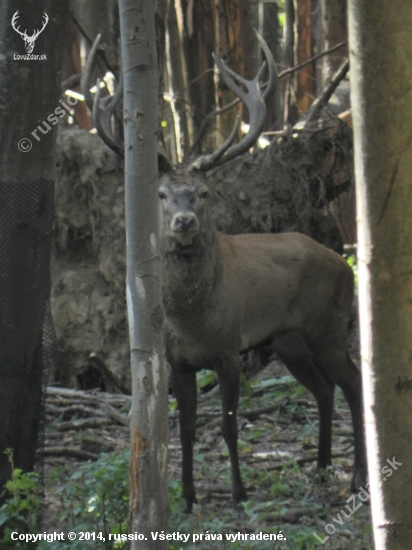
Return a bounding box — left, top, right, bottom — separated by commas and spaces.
11, 11, 49, 54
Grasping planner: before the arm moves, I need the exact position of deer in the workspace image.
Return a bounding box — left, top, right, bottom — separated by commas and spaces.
11, 11, 49, 54
82, 32, 367, 512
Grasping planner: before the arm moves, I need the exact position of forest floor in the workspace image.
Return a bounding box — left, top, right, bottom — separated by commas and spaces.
42, 322, 373, 550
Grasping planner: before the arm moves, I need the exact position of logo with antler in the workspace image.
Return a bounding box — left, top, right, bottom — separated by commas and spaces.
11, 11, 49, 54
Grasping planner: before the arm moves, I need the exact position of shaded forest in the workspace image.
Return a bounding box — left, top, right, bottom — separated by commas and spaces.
53, 0, 354, 389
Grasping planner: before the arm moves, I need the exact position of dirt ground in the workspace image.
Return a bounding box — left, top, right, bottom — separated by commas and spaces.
42, 318, 373, 550
43, 122, 368, 548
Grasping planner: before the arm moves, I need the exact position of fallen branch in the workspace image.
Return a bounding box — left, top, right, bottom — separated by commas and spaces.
46, 403, 105, 418
101, 402, 129, 427
52, 418, 109, 431
43, 447, 98, 460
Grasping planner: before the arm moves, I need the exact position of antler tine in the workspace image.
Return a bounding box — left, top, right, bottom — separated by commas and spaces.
190, 29, 278, 172
93, 78, 124, 158
190, 114, 240, 171
82, 34, 124, 157
254, 29, 278, 101
81, 33, 103, 113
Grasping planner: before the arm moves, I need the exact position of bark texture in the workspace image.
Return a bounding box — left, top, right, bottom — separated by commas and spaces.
349, 1, 412, 548
321, 0, 348, 82
295, 0, 314, 115
118, 0, 169, 545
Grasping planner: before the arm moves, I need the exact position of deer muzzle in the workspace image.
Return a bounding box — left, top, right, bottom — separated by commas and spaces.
170, 213, 199, 242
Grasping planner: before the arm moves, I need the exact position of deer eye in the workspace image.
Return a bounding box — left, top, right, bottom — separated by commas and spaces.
199, 190, 209, 200
158, 191, 167, 200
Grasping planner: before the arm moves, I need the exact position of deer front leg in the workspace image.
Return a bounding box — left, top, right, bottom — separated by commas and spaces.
217, 356, 247, 506
170, 366, 198, 512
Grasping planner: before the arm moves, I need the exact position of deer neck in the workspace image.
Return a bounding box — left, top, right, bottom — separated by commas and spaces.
161, 229, 223, 319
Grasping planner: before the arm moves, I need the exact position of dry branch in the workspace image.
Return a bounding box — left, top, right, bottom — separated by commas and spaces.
304, 59, 350, 128
53, 418, 110, 431
101, 402, 129, 426
43, 447, 98, 460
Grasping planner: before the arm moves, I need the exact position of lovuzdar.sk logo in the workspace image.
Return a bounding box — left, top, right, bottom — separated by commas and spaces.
11, 10, 48, 60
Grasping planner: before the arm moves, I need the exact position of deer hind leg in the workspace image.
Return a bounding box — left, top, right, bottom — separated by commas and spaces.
272, 329, 335, 470
216, 355, 248, 506
316, 349, 367, 492
170, 367, 198, 512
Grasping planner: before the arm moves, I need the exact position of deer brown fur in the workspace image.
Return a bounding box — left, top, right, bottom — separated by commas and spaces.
82, 30, 367, 514
159, 169, 367, 512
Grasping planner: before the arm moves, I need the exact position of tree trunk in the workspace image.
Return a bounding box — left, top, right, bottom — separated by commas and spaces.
260, 1, 280, 130
241, 0, 258, 82
0, 0, 68, 493
214, 0, 244, 147
282, 0, 298, 125
167, 0, 215, 156
63, 10, 91, 130
349, 1, 412, 548
166, 0, 193, 161
295, 0, 314, 115
155, 0, 168, 147
321, 0, 347, 82
118, 1, 169, 546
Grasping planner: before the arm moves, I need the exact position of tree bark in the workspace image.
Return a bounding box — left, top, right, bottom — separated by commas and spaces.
155, 0, 168, 146
214, 0, 244, 147
321, 0, 347, 82
166, 0, 193, 160
282, 0, 298, 125
295, 0, 314, 115
349, 1, 412, 548
118, 1, 169, 546
259, 0, 280, 129
168, 0, 215, 156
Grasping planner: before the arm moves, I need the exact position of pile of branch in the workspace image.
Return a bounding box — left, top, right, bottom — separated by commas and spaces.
44, 384, 355, 481
44, 387, 130, 461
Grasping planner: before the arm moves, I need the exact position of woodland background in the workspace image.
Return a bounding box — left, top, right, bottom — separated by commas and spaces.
52, 0, 354, 390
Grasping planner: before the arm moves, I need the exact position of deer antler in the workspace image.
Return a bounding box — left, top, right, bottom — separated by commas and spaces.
81, 34, 124, 158
82, 34, 174, 171
11, 11, 27, 38
190, 30, 278, 172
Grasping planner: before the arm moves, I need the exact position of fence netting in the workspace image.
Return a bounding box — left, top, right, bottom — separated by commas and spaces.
0, 178, 57, 510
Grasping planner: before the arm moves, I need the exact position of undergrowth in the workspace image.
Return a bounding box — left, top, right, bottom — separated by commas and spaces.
0, 377, 372, 549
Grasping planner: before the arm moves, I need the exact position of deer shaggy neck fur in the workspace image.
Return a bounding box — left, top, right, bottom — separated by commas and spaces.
161, 228, 222, 318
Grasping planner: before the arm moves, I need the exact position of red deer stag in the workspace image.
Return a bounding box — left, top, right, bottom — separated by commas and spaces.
82, 32, 367, 512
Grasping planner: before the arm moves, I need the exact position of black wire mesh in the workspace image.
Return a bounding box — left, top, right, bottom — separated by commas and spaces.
0, 178, 57, 508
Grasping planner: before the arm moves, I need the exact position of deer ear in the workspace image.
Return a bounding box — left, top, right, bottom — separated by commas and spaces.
158, 151, 174, 174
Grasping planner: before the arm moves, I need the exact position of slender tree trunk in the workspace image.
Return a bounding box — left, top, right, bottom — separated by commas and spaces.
349, 1, 412, 548
186, 0, 216, 153
166, 0, 192, 161
295, 0, 314, 115
321, 0, 347, 83
63, 9, 91, 130
155, 0, 168, 147
259, 0, 280, 129
118, 1, 169, 546
282, 0, 298, 125
241, 0, 257, 82
214, 0, 244, 146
